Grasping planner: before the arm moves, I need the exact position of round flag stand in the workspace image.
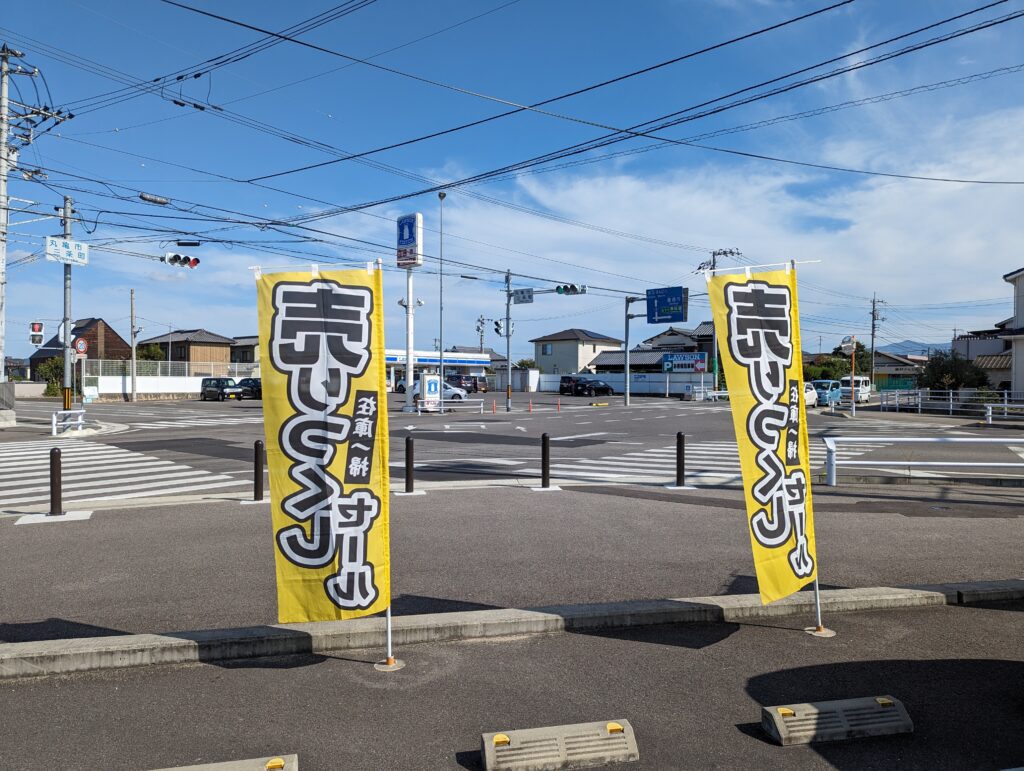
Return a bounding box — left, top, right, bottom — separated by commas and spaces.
374, 606, 405, 671
804, 579, 836, 638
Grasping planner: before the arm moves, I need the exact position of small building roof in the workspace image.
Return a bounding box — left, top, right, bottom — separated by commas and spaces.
974, 353, 1012, 370
139, 328, 235, 346
590, 350, 665, 367
529, 328, 622, 344
231, 336, 260, 346
1003, 267, 1024, 283
691, 321, 714, 338
874, 351, 920, 367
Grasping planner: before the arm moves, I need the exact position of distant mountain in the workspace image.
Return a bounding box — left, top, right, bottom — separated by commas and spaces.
877, 340, 949, 356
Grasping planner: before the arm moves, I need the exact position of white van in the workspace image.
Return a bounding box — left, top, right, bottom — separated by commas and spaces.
840, 375, 871, 403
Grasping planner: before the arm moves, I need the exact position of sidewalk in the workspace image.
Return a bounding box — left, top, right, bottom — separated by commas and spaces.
2, 483, 1021, 643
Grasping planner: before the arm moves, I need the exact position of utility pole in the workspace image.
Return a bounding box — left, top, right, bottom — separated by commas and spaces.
623, 295, 644, 406
504, 270, 513, 412
0, 46, 16, 384
700, 248, 741, 390
0, 45, 67, 384
130, 289, 137, 402
60, 195, 74, 410
869, 292, 884, 388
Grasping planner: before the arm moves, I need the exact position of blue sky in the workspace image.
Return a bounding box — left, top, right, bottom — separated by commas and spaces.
4, 0, 1024, 361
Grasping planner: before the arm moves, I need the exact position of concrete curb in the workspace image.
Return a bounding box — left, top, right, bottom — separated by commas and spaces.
1, 579, 1020, 680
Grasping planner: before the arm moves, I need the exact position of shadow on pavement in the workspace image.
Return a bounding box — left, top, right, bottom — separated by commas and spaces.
0, 618, 127, 643
391, 594, 503, 615
745, 658, 1024, 768
569, 620, 739, 650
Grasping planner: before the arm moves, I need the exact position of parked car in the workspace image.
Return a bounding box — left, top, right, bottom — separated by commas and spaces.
840, 375, 872, 403
573, 379, 615, 397
412, 380, 468, 400
200, 377, 243, 401
803, 381, 818, 408
446, 374, 487, 393
394, 375, 420, 394
813, 379, 842, 406
559, 376, 583, 395
237, 377, 262, 399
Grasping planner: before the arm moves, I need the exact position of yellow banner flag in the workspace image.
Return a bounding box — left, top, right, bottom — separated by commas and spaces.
707, 267, 817, 604
256, 268, 390, 623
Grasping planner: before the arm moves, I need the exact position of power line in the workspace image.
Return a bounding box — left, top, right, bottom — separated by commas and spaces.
254, 0, 1014, 186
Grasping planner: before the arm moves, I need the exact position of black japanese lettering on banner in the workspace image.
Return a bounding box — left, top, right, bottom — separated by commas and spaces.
785, 379, 801, 468
725, 280, 814, 579
270, 279, 382, 610
344, 390, 378, 485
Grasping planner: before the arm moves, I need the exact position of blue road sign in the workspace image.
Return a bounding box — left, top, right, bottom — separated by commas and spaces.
646, 286, 687, 324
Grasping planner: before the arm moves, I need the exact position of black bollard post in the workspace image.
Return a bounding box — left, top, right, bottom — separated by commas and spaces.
541, 432, 551, 489
405, 436, 415, 494
49, 447, 63, 516
253, 440, 265, 502
676, 432, 685, 489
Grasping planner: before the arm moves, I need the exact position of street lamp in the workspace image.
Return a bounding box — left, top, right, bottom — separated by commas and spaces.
438, 191, 446, 413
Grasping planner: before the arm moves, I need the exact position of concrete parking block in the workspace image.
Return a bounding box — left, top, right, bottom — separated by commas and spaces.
150, 755, 298, 771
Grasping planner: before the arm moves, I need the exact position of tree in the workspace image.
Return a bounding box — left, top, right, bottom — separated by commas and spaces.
830, 341, 871, 378
514, 358, 536, 369
35, 356, 64, 396
918, 351, 989, 390
137, 343, 165, 361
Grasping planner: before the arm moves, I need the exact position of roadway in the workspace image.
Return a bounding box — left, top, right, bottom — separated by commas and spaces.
3, 395, 1021, 511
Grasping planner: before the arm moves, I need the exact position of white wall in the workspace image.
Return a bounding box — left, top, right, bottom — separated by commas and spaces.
97, 375, 204, 395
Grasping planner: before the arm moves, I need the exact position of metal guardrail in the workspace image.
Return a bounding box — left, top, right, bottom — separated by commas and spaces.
822, 436, 1024, 486
880, 389, 1024, 418
416, 398, 485, 414
51, 409, 86, 436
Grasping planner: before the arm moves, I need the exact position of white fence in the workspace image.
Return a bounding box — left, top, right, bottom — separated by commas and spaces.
82, 360, 259, 397
880, 389, 1024, 419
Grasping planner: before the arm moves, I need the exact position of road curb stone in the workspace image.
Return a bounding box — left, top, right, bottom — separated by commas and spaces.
1, 580, 1021, 680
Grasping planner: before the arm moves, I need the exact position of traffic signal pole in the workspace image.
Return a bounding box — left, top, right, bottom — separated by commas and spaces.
505, 270, 512, 412
60, 196, 73, 411
623, 295, 644, 407
0, 50, 11, 384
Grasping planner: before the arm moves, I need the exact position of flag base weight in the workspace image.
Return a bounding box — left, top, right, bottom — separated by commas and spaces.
804, 625, 836, 638
374, 656, 406, 672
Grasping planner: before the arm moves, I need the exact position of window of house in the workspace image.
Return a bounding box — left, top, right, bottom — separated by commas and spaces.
174, 345, 187, 360
541, 343, 553, 355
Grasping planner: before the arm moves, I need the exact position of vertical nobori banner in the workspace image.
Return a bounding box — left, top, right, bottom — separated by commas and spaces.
257, 268, 390, 623
707, 267, 817, 604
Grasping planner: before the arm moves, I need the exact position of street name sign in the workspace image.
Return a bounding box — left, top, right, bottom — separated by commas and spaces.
512, 288, 534, 304
646, 286, 687, 324
45, 236, 89, 266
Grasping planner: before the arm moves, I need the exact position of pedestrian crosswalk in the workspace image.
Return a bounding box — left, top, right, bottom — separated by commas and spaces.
517, 439, 890, 482
0, 439, 249, 508
127, 415, 265, 431
810, 418, 958, 435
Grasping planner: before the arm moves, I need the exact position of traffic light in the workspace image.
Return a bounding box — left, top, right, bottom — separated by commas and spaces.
162, 252, 200, 268
494, 320, 504, 337
555, 284, 587, 295
29, 321, 44, 347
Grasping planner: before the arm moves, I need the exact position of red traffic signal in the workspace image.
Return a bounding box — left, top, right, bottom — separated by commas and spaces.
162, 252, 199, 268
29, 321, 44, 346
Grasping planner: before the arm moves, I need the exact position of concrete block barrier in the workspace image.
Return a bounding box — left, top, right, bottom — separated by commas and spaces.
0, 579, 1020, 680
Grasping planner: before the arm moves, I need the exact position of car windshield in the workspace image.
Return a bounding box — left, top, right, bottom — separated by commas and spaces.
223, 379, 236, 386
812, 381, 830, 388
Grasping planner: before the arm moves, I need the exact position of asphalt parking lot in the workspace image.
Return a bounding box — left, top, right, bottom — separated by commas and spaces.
2, 601, 1021, 770
2, 483, 1021, 642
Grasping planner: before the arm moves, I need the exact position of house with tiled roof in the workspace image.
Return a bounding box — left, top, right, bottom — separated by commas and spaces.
137, 329, 234, 367
529, 328, 622, 374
